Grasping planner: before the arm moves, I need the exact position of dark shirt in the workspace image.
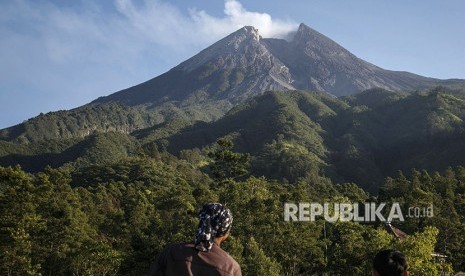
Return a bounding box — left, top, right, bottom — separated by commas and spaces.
149, 242, 242, 276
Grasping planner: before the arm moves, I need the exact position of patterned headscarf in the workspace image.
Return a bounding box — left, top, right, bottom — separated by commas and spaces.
195, 203, 233, 252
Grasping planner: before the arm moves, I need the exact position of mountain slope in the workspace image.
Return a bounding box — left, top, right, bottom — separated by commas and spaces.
88, 24, 465, 118
160, 89, 465, 191
0, 131, 139, 172
95, 23, 464, 105
2, 23, 465, 144
96, 26, 295, 107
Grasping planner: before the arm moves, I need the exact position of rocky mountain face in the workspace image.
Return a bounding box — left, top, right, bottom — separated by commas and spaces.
94, 25, 295, 107
95, 23, 462, 106
264, 24, 433, 94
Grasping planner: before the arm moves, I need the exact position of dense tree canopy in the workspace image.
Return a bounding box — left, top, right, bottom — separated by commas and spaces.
1, 149, 463, 275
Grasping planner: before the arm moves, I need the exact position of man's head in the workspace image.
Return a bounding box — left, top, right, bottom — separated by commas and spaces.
373, 249, 408, 276
195, 203, 233, 252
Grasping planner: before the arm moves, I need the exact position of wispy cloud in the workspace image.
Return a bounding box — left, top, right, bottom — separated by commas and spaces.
2, 0, 298, 73
0, 0, 297, 128
114, 0, 298, 46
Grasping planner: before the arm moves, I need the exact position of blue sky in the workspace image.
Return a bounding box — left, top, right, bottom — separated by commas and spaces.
1, 0, 464, 129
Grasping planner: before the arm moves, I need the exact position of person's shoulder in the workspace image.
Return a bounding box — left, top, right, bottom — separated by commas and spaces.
163, 242, 195, 251
149, 242, 197, 276
163, 242, 199, 261
210, 244, 241, 273
228, 254, 241, 272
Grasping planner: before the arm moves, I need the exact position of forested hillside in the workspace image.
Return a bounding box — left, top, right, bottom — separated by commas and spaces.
1, 143, 464, 275
5, 88, 465, 191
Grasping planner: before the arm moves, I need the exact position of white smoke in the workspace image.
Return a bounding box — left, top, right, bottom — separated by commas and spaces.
190, 0, 298, 40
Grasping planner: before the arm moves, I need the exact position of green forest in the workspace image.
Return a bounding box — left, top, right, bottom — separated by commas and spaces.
2, 88, 465, 275
1, 139, 465, 275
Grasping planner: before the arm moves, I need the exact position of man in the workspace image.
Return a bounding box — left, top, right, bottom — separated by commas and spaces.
149, 203, 242, 276
373, 249, 408, 276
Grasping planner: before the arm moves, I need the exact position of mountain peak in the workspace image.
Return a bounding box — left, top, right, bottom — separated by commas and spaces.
293, 23, 342, 52
224, 25, 261, 46
293, 23, 322, 42
176, 25, 262, 72
297, 23, 314, 33
237, 25, 261, 41
220, 25, 261, 46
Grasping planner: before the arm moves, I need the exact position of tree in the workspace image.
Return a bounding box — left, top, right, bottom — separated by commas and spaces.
397, 226, 452, 276
327, 222, 390, 275
0, 166, 41, 275
208, 138, 250, 182
242, 237, 281, 276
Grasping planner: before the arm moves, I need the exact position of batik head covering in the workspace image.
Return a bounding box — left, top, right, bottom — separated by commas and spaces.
195, 203, 233, 252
